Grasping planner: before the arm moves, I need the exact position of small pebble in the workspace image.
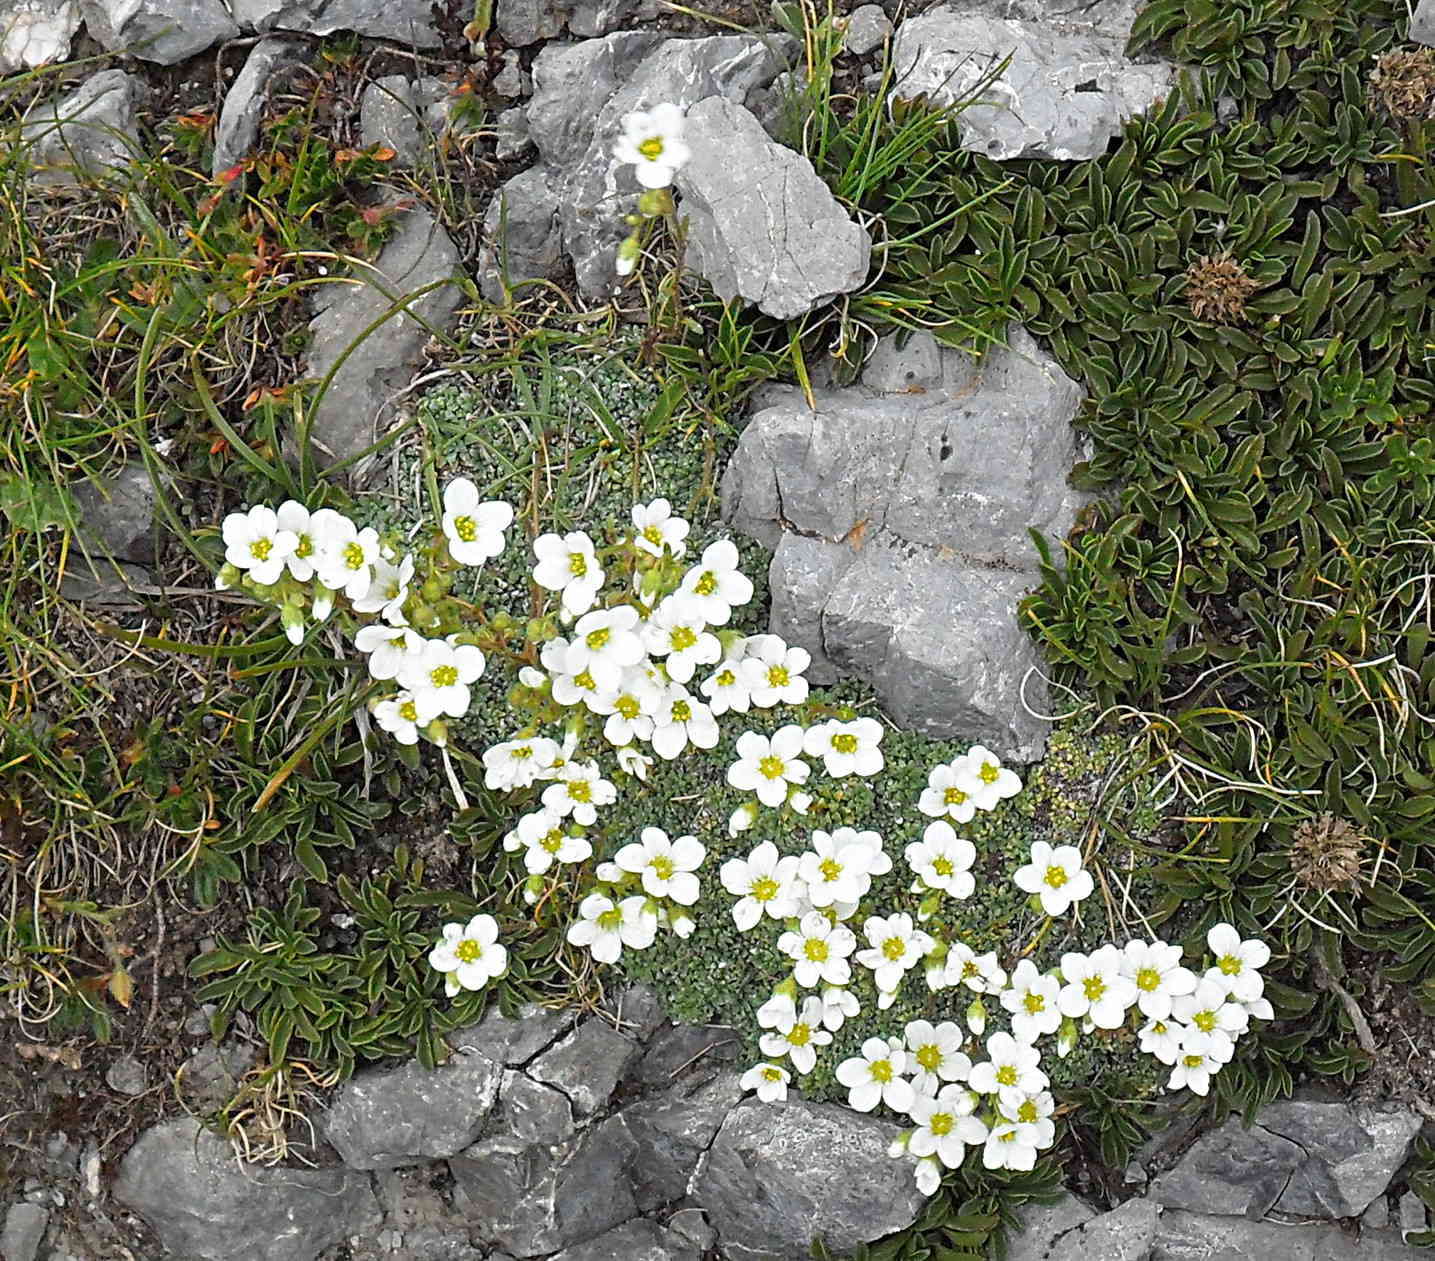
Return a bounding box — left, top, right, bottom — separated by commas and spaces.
105, 1054, 148, 1096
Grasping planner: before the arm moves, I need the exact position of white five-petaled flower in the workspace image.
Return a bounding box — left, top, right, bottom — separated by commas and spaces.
968, 1032, 1048, 1107
355, 623, 425, 681
959, 744, 1023, 810
532, 530, 604, 616
373, 690, 434, 745
649, 685, 719, 759
222, 504, 297, 586
590, 668, 661, 747
1171, 977, 1248, 1059
820, 986, 861, 1032
275, 500, 319, 581
541, 759, 617, 826
630, 497, 689, 557
727, 726, 810, 808
1013, 841, 1095, 917
917, 759, 978, 824
1001, 959, 1063, 1042
483, 735, 562, 792
614, 827, 706, 905
756, 989, 796, 1031
910, 1085, 988, 1168
566, 892, 657, 964
613, 102, 691, 190
1206, 922, 1271, 1002
739, 1061, 790, 1103
912, 1155, 943, 1196
1166, 1026, 1231, 1096
982, 1116, 1043, 1172
758, 995, 831, 1075
797, 827, 880, 908
1138, 1016, 1184, 1065
428, 914, 507, 992
720, 840, 802, 931
802, 717, 885, 778
616, 744, 654, 781
352, 551, 412, 621
836, 1036, 915, 1113
943, 943, 1007, 994
998, 1089, 1056, 1153
741, 635, 810, 708
312, 509, 382, 601
903, 1020, 972, 1096
778, 910, 857, 989
507, 807, 592, 875
401, 637, 485, 718
1057, 945, 1138, 1030
1121, 938, 1198, 1021
442, 479, 512, 567
643, 594, 720, 683
700, 655, 753, 716
678, 538, 754, 625
566, 605, 646, 692
905, 821, 977, 899
855, 912, 934, 996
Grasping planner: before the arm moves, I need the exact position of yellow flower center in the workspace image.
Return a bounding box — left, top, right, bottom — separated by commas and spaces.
652, 855, 674, 880
929, 1111, 953, 1137
870, 1058, 893, 1083
670, 625, 698, 652
961, 960, 979, 980
995, 1064, 1018, 1087
1183, 1053, 1204, 1068
568, 779, 593, 803
569, 551, 587, 576
642, 524, 664, 545
944, 786, 967, 806
574, 669, 596, 691
430, 664, 459, 688
452, 514, 477, 542
767, 665, 789, 686
979, 760, 999, 784
343, 541, 364, 570
1043, 864, 1068, 889
788, 1022, 811, 1047
1083, 975, 1107, 1001
882, 936, 906, 961
586, 627, 610, 650
916, 1044, 942, 1071
752, 876, 779, 902
511, 745, 532, 760
399, 700, 418, 723
1151, 1020, 1168, 1035
638, 135, 665, 161
694, 571, 717, 596
1193, 1009, 1216, 1033
804, 938, 829, 962
1136, 967, 1160, 992
831, 732, 859, 754
541, 829, 564, 854
250, 537, 273, 560
294, 533, 313, 558
999, 1129, 1017, 1144
617, 695, 641, 719
1023, 992, 1046, 1014
761, 1065, 782, 1081
759, 755, 786, 779
671, 699, 691, 722
1017, 1100, 1039, 1123
597, 907, 622, 931
819, 857, 842, 881
455, 938, 481, 963
933, 856, 954, 876
1219, 954, 1242, 976
716, 668, 736, 687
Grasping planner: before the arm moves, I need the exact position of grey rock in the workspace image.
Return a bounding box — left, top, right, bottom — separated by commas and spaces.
496, 106, 534, 160
550, 1218, 700, 1261
493, 51, 529, 98
0, 0, 81, 73
1005, 1193, 1096, 1261
1401, 1192, 1428, 1240
496, 0, 564, 46
70, 461, 156, 565
1155, 1209, 1428, 1260
629, 1023, 741, 1092
232, 0, 442, 45
691, 1100, 927, 1261
1063, 1199, 1160, 1259
1149, 1116, 1304, 1219
56, 552, 152, 604
889, 3, 1174, 161
842, 4, 891, 55
722, 326, 1087, 758
607, 983, 666, 1042
1, 1204, 49, 1261
112, 1118, 381, 1261
1262, 1098, 1424, 1219
1365, 1196, 1392, 1230
451, 1001, 575, 1067
359, 76, 451, 168
528, 1017, 640, 1118
675, 96, 870, 320
567, 0, 641, 37
213, 37, 304, 178
303, 204, 461, 477
478, 167, 565, 303
177, 1041, 258, 1111
22, 70, 146, 190
614, 1070, 743, 1211
497, 1069, 576, 1147
79, 0, 237, 62
665, 1207, 715, 1252
104, 1054, 147, 1096
1414, 0, 1435, 47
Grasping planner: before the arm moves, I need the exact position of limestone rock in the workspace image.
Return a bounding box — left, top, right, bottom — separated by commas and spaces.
889, 2, 1174, 161
628, 1023, 741, 1092
23, 70, 146, 190
842, 4, 891, 55
112, 1118, 381, 1261
674, 96, 870, 320
1156, 1208, 1427, 1260
452, 1001, 575, 1067
691, 1100, 927, 1261
613, 1070, 743, 1211
1005, 1193, 1096, 1261
231, 0, 442, 45
550, 1218, 701, 1261
496, 0, 646, 45
1149, 1115, 1304, 1218
1, 1204, 49, 1261
177, 1041, 258, 1112
69, 461, 156, 565
1059, 1199, 1160, 1260
79, 0, 237, 63
359, 75, 451, 168
528, 1016, 640, 1117
1, 0, 80, 73
319, 1047, 502, 1169
497, 1069, 576, 1147
478, 167, 565, 303
104, 1053, 147, 1096
303, 204, 461, 477
1413, 0, 1435, 46
213, 37, 304, 177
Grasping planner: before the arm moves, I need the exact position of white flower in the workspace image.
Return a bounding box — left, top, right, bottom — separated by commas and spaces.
644, 594, 721, 683
1001, 959, 1063, 1042
739, 1061, 790, 1103
275, 500, 319, 581
1170, 977, 1247, 1060
720, 840, 801, 931
944, 943, 1007, 994
401, 637, 485, 718
1138, 1016, 1184, 1065
1166, 1026, 1229, 1096
797, 828, 880, 908
778, 910, 857, 989
373, 691, 433, 745
613, 102, 691, 189
221, 504, 296, 585
1229, 989, 1274, 1024
1205, 922, 1271, 1002
728, 802, 759, 836
999, 1089, 1056, 1153
820, 986, 860, 1032
590, 668, 661, 747
352, 551, 412, 621
982, 1117, 1041, 1172
614, 250, 637, 278
355, 624, 425, 682
835, 1036, 914, 1113
312, 510, 381, 601
758, 995, 831, 1075
909, 1085, 988, 1168
903, 1020, 971, 1096
442, 479, 512, 567
509, 807, 591, 875
630, 497, 689, 557
917, 759, 978, 824
678, 538, 754, 625
566, 892, 657, 964
741, 635, 810, 707
650, 685, 719, 759
1012, 841, 1095, 917
541, 759, 617, 825
616, 744, 654, 781
726, 726, 810, 808
756, 990, 796, 1031
968, 1032, 1048, 1107
958, 745, 1022, 811
428, 915, 507, 991
614, 827, 705, 905
1121, 939, 1198, 1021
913, 1154, 944, 1196
905, 821, 976, 899
567, 606, 646, 692
700, 655, 753, 716
483, 736, 561, 792
549, 655, 604, 710
1057, 945, 1138, 1030
531, 531, 604, 616
802, 717, 885, 778
855, 913, 934, 995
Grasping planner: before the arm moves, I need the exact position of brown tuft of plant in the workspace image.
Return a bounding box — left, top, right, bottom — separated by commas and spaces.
1369, 48, 1435, 122
1289, 812, 1366, 893
1183, 252, 1258, 324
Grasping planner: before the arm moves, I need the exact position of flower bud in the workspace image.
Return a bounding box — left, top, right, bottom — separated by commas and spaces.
310, 587, 334, 621
1057, 1018, 1079, 1058
215, 562, 241, 591
423, 719, 449, 748
728, 801, 759, 837
637, 188, 674, 217
615, 234, 641, 278
519, 666, 547, 689
887, 1132, 910, 1158
669, 908, 695, 939
966, 997, 987, 1038
788, 790, 813, 815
